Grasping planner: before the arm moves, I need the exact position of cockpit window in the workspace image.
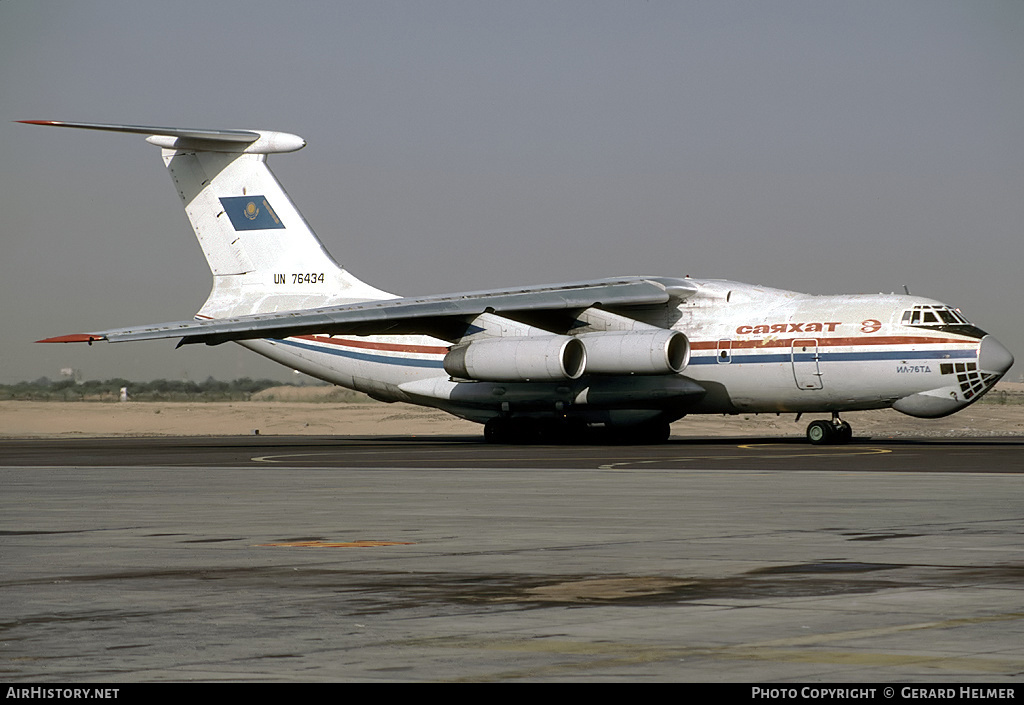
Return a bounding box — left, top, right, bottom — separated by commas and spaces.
900, 305, 985, 338
902, 305, 971, 326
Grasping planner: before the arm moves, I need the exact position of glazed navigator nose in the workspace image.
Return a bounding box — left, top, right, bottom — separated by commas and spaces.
978, 335, 1014, 376
891, 334, 1013, 419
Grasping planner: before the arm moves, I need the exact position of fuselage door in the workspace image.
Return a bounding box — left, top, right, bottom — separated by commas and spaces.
792, 339, 823, 390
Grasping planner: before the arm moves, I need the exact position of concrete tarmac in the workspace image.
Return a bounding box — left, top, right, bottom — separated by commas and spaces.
2, 435, 1023, 682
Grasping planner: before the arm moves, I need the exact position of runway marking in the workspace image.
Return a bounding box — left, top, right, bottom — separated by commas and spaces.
252, 452, 336, 464
598, 444, 892, 469
250, 449, 674, 466
257, 540, 414, 548
736, 442, 893, 455
252, 444, 894, 471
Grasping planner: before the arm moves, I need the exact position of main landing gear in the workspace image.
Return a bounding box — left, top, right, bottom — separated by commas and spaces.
806, 413, 852, 445
483, 417, 671, 445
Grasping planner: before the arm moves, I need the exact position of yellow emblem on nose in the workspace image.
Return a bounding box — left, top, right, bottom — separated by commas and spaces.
244, 201, 259, 219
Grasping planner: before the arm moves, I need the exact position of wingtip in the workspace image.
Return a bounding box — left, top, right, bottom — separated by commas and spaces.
36, 333, 103, 344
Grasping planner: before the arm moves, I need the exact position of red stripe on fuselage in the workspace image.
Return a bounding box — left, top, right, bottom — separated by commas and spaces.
196, 314, 968, 355
295, 335, 449, 355
689, 335, 972, 350
195, 316, 448, 354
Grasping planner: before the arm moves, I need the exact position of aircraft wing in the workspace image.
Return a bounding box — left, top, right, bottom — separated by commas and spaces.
38, 277, 697, 346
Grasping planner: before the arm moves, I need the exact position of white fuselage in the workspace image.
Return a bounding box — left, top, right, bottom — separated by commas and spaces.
235, 278, 1003, 425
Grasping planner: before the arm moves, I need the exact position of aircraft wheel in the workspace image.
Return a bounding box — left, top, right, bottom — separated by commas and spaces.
806, 420, 835, 445
613, 419, 672, 445
484, 418, 544, 444
546, 420, 587, 444
639, 419, 672, 444
511, 419, 545, 444
484, 418, 511, 444
835, 421, 853, 444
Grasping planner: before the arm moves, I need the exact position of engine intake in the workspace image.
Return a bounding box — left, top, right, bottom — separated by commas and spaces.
579, 329, 689, 375
444, 336, 587, 382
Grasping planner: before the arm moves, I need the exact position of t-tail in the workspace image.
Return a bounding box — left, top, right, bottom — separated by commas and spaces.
19, 121, 393, 320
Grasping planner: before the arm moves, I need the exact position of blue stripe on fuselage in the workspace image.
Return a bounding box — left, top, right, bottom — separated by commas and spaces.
691, 349, 977, 365
279, 337, 974, 370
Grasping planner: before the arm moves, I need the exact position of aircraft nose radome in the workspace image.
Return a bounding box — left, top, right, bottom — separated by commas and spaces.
979, 335, 1014, 375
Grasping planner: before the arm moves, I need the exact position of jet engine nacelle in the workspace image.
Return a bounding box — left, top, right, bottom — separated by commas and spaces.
444, 336, 587, 382
579, 329, 689, 375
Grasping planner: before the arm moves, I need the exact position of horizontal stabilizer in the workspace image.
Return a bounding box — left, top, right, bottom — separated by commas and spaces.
18, 120, 258, 141
18, 120, 305, 154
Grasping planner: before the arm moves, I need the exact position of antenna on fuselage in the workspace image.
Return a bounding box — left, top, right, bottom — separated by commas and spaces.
903, 284, 911, 295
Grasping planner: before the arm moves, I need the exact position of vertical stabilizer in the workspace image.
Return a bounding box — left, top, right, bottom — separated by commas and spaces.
20, 121, 394, 320
161, 145, 394, 318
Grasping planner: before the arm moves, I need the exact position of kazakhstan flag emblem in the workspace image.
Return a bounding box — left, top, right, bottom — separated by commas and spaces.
220, 196, 285, 230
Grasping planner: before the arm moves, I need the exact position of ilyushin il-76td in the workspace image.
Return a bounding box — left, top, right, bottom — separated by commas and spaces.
25, 120, 1014, 444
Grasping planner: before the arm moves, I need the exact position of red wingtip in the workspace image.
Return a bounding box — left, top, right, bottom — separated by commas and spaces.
17, 120, 60, 126
36, 333, 101, 344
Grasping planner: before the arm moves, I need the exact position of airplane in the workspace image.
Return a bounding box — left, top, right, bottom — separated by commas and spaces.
23, 120, 1014, 444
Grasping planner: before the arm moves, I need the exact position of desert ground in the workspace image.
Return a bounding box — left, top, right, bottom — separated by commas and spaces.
2, 382, 1022, 440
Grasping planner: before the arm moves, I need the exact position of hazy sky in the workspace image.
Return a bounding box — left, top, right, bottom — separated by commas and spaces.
2, 0, 1022, 383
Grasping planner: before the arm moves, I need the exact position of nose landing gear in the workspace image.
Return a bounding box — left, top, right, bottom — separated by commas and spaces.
806, 413, 853, 445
